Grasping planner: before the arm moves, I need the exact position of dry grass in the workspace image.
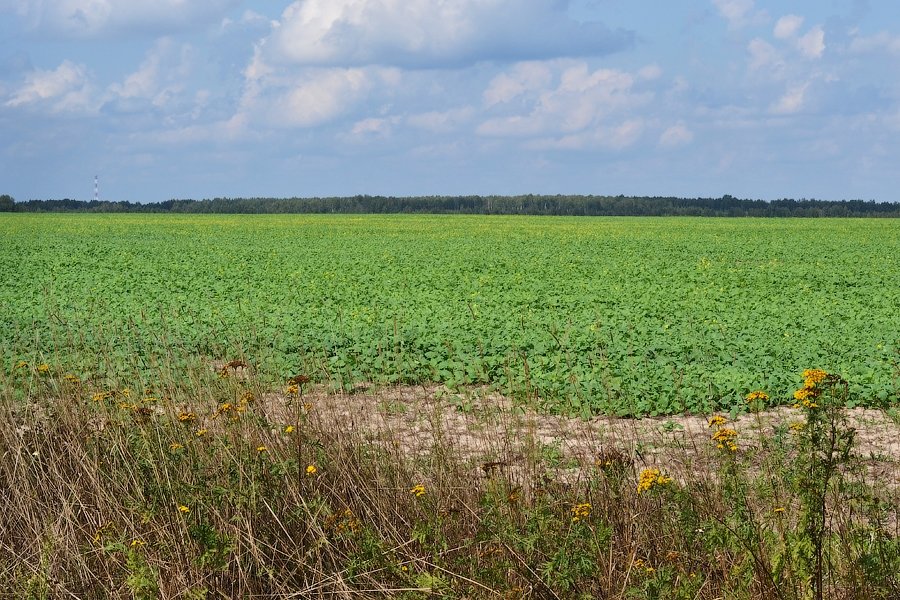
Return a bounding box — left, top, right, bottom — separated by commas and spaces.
1, 361, 898, 599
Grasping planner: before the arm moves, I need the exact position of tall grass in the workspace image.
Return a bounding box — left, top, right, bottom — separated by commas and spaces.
1, 358, 897, 599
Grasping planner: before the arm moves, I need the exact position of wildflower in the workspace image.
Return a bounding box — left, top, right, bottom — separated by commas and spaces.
410, 484, 426, 498
802, 369, 827, 388
240, 391, 254, 404
15, 360, 28, 369
773, 507, 785, 514
121, 388, 132, 398
303, 402, 313, 411
195, 428, 207, 437
711, 428, 739, 452
64, 374, 80, 384
571, 502, 592, 522
92, 391, 111, 403
142, 396, 157, 404
130, 539, 145, 548
793, 388, 813, 401
169, 442, 183, 451
306, 464, 317, 476
789, 421, 805, 432
637, 468, 672, 494
177, 411, 196, 423
256, 445, 267, 453
745, 390, 769, 403
216, 402, 233, 415
118, 402, 134, 410
285, 384, 299, 396
37, 364, 50, 374
284, 425, 295, 434
707, 415, 727, 427
177, 505, 190, 513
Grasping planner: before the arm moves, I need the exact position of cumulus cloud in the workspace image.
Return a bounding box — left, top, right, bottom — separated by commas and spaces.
712, 0, 767, 29
262, 0, 633, 68
747, 38, 782, 71
9, 0, 238, 37
658, 122, 694, 148
773, 15, 804, 39
770, 82, 809, 114
796, 26, 825, 59
107, 39, 193, 109
848, 31, 900, 55
477, 62, 652, 146
5, 60, 96, 113
483, 62, 554, 107
407, 107, 475, 133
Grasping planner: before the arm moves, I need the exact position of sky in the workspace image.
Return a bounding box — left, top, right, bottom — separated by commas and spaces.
1, 0, 900, 203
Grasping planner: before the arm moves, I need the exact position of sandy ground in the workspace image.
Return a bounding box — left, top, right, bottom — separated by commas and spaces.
261, 383, 900, 492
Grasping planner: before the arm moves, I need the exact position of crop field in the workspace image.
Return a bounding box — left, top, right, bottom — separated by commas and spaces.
1, 213, 898, 415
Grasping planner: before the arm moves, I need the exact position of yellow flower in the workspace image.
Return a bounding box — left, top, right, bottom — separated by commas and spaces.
177, 411, 196, 423
64, 374, 80, 384
570, 502, 592, 522
802, 369, 827, 387
14, 360, 28, 369
169, 442, 183, 451
130, 539, 146, 548
637, 468, 672, 494
37, 363, 50, 373
285, 384, 299, 396
306, 464, 317, 476
711, 428, 739, 452
284, 425, 295, 434
256, 445, 267, 453
121, 388, 132, 398
410, 484, 426, 498
195, 428, 207, 437
178, 505, 190, 513
773, 507, 785, 514
789, 421, 805, 432
707, 415, 727, 427
745, 390, 769, 403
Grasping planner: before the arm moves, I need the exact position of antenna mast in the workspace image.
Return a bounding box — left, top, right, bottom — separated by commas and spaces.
93, 175, 99, 202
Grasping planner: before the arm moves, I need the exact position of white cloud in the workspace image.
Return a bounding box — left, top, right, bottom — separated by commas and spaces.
5, 60, 96, 113
9, 0, 238, 37
527, 118, 644, 151
478, 62, 652, 141
770, 82, 809, 114
658, 122, 694, 148
848, 31, 900, 55
712, 0, 767, 29
263, 0, 632, 68
797, 26, 825, 59
107, 39, 193, 108
773, 15, 804, 39
407, 107, 475, 133
747, 38, 782, 71
483, 62, 553, 106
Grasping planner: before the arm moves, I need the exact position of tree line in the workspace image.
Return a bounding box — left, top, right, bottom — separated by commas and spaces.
2, 193, 899, 217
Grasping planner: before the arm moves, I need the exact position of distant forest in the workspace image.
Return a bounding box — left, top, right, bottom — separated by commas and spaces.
2, 193, 899, 217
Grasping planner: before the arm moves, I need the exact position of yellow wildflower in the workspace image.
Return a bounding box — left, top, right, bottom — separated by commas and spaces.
130, 539, 145, 548
285, 384, 299, 396
410, 484, 426, 498
711, 428, 739, 452
789, 421, 805, 432
64, 374, 80, 384
773, 507, 785, 514
306, 464, 317, 476
284, 425, 295, 434
177, 411, 196, 423
571, 502, 592, 522
637, 468, 672, 494
177, 505, 190, 513
707, 415, 727, 427
802, 369, 827, 388
37, 363, 50, 374
745, 390, 769, 403
169, 442, 183, 451
195, 428, 207, 437
256, 445, 267, 453
15, 360, 28, 369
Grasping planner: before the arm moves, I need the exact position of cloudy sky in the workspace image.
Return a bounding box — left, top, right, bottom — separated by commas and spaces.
1, 0, 899, 203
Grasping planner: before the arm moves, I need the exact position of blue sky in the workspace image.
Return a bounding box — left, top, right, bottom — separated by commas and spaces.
1, 0, 899, 203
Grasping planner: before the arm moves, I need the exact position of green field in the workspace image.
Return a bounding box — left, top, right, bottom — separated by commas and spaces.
1, 213, 898, 415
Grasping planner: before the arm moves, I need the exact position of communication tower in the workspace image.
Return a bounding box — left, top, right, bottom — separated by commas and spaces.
93, 175, 99, 202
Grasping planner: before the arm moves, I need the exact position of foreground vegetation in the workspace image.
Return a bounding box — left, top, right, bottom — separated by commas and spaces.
2, 361, 897, 598
1, 214, 898, 416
